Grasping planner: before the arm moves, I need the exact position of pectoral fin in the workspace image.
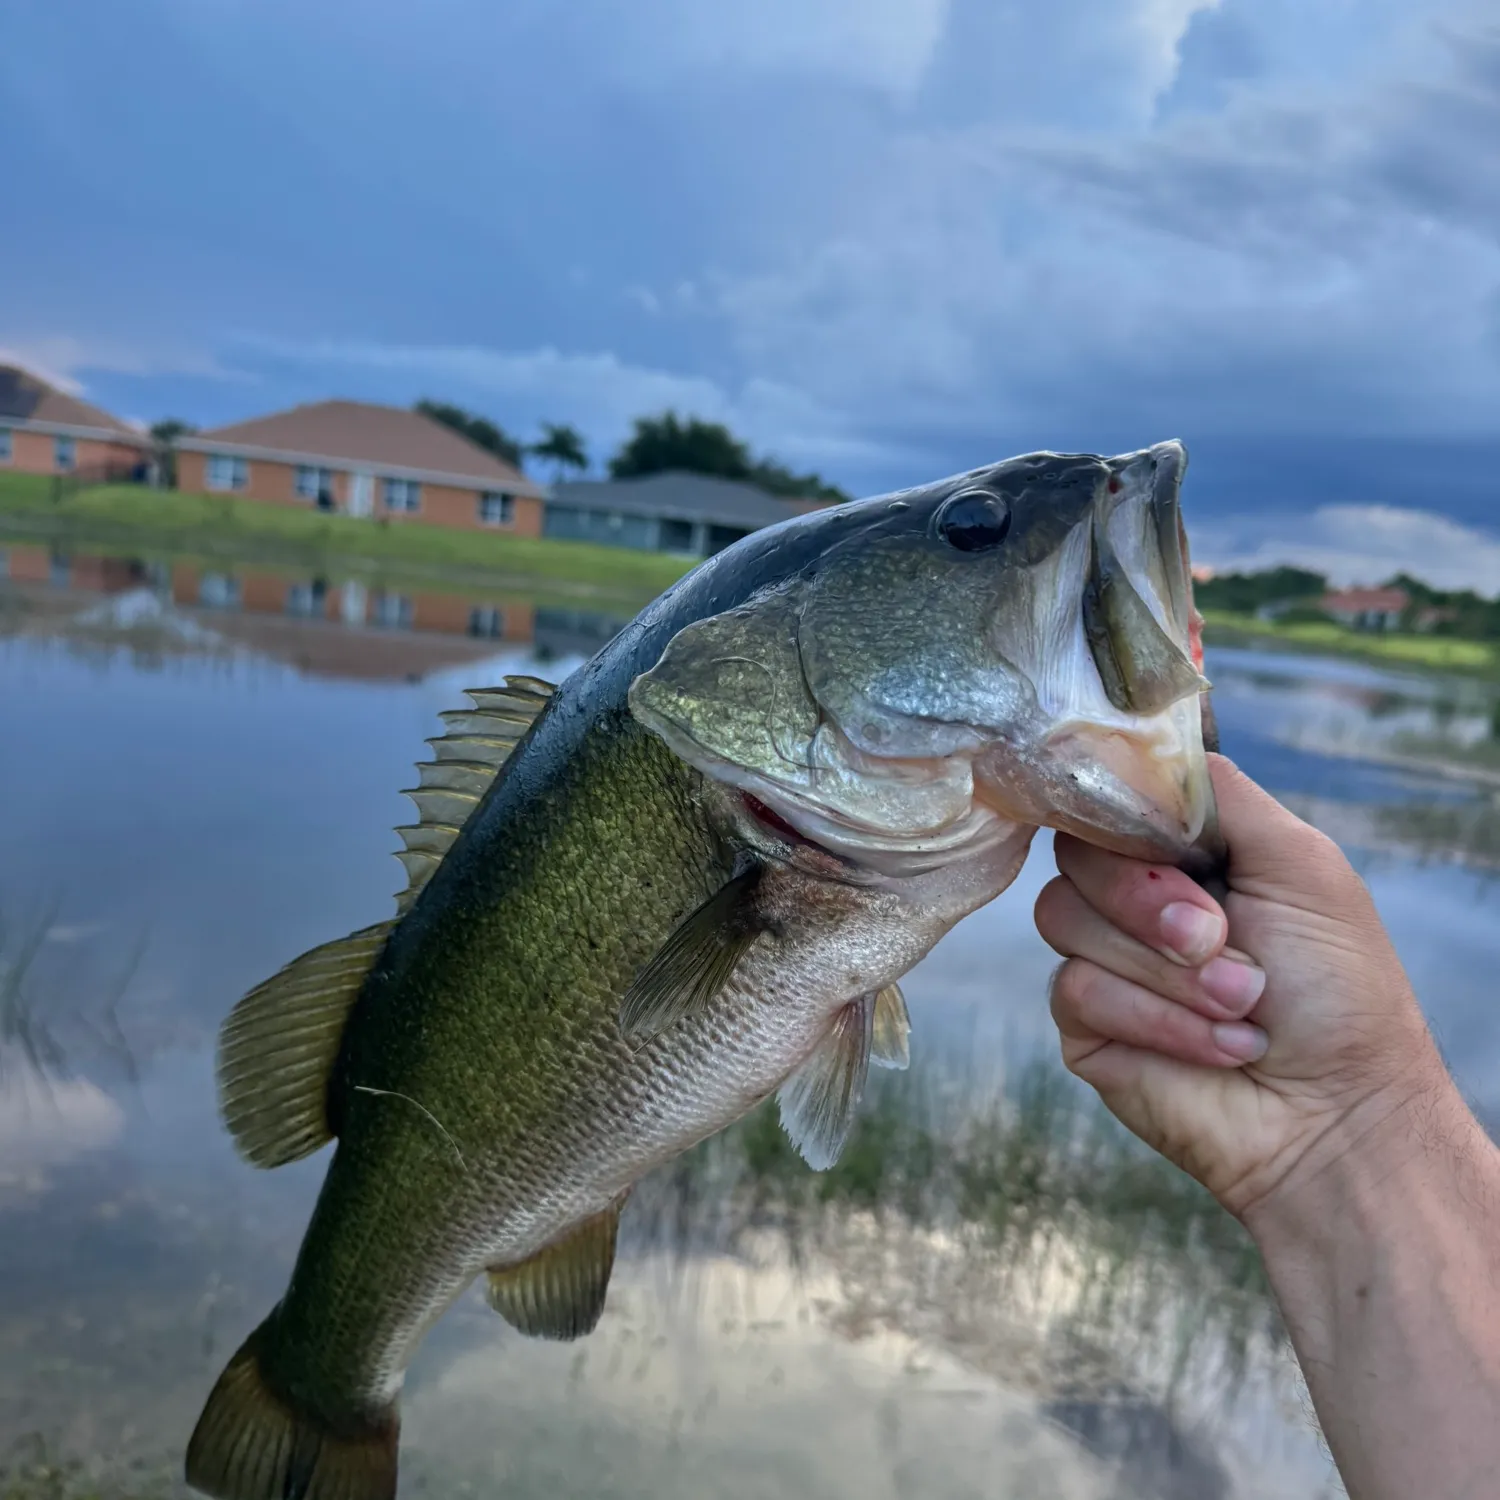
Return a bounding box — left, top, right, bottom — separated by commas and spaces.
778, 995, 875, 1171
618, 868, 762, 1043
486, 1197, 627, 1340
870, 982, 911, 1070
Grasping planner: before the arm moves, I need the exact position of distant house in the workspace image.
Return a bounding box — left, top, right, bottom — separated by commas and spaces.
1319, 587, 1409, 632
545, 471, 829, 557
0, 365, 152, 478
176, 400, 546, 534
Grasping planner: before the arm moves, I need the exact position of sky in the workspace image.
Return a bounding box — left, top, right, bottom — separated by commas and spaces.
4, 0, 1500, 583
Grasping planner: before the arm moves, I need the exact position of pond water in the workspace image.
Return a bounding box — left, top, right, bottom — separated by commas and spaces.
4, 555, 1500, 1499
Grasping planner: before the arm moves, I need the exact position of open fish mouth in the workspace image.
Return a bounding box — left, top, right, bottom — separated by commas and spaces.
1083, 443, 1201, 716
975, 440, 1223, 869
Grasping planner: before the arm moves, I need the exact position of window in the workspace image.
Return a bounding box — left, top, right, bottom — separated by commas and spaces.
706, 524, 749, 556
469, 605, 505, 639
382, 477, 421, 513
371, 591, 413, 629
54, 436, 76, 472
0, 428, 11, 463
658, 518, 694, 552
199, 573, 241, 609
295, 466, 335, 503
206, 454, 247, 491
478, 492, 514, 527
286, 578, 328, 617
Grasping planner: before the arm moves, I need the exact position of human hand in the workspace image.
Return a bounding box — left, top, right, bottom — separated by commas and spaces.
1035, 754, 1458, 1224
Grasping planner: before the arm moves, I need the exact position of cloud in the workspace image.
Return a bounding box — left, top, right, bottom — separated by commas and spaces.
6, 0, 1500, 514
638, 0, 952, 95
234, 336, 915, 472
691, 2, 1500, 449
0, 1065, 124, 1178
0, 333, 243, 396
1195, 503, 1500, 592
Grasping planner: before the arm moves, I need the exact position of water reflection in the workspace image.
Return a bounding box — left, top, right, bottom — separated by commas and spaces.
0, 543, 630, 683
3, 568, 1495, 1498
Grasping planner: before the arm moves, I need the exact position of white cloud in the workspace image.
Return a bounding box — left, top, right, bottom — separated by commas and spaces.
1195, 504, 1500, 592
0, 333, 242, 394
0, 1064, 124, 1177
236, 336, 915, 475
693, 3, 1500, 445
642, 0, 951, 95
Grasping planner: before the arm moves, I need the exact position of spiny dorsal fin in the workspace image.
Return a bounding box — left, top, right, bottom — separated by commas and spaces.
393, 675, 555, 914
871, 982, 910, 1070
486, 1196, 627, 1340
218, 921, 395, 1168
617, 868, 762, 1044
778, 994, 874, 1171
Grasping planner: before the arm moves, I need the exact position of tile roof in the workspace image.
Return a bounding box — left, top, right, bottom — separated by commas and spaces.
1321, 587, 1410, 613
181, 400, 542, 494
0, 365, 148, 443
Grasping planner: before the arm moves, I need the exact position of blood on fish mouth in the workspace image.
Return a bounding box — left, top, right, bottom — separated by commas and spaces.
743, 791, 807, 843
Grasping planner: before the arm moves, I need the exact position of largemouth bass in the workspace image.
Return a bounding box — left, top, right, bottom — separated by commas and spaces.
187, 442, 1222, 1500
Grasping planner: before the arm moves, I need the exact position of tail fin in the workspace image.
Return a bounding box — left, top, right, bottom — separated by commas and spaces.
185, 1317, 399, 1500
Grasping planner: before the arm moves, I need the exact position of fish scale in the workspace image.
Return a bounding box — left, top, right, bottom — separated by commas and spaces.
186, 442, 1222, 1500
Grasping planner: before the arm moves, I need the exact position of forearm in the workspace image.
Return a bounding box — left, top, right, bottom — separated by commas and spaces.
1246, 1087, 1500, 1500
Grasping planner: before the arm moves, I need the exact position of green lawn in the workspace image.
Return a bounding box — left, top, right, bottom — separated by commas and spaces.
0, 473, 693, 607
1201, 608, 1500, 676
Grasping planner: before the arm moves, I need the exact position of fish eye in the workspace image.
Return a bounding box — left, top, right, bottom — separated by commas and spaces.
936, 489, 1012, 552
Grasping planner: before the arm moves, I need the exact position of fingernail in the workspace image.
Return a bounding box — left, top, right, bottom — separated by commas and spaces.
1160, 902, 1225, 964
1212, 1022, 1269, 1063
1199, 957, 1266, 1015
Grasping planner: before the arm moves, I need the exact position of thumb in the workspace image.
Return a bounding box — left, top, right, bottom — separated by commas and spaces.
1208, 754, 1361, 913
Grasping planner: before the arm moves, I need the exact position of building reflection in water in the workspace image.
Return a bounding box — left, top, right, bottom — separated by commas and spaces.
0, 543, 631, 683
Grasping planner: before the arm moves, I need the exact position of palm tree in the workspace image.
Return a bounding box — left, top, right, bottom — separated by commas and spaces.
530, 423, 589, 482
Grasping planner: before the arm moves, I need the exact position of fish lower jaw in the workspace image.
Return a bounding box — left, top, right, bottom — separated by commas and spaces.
739, 783, 1019, 877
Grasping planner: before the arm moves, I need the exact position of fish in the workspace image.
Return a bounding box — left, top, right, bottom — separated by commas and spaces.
185, 441, 1222, 1500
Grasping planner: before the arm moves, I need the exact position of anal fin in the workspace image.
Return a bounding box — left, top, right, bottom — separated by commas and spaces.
618, 867, 761, 1043
218, 922, 394, 1169
778, 994, 875, 1171
486, 1197, 627, 1341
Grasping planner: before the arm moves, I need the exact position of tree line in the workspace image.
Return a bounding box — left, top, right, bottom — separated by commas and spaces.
1197, 566, 1500, 640
150, 405, 851, 503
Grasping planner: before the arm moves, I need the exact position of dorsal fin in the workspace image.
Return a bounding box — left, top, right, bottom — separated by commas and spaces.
393, 675, 555, 914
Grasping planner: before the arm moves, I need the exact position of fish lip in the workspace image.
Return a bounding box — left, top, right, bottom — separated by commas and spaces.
1104, 439, 1192, 642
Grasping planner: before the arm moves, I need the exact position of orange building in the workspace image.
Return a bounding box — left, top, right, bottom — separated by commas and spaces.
0, 365, 152, 477
175, 399, 546, 535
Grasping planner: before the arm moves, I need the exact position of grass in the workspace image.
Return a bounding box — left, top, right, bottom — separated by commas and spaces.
635, 1054, 1278, 1400
1202, 607, 1500, 676
0, 473, 693, 609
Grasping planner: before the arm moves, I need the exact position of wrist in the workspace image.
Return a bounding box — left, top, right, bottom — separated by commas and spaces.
1242, 1074, 1494, 1257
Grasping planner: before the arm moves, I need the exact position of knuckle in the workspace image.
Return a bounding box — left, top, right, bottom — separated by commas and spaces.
1048, 959, 1088, 1017
1033, 877, 1075, 939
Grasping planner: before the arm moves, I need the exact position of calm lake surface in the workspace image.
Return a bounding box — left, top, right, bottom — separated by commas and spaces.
5, 555, 1500, 1499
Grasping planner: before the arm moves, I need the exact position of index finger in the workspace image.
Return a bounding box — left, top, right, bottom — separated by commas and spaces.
1052, 833, 1228, 967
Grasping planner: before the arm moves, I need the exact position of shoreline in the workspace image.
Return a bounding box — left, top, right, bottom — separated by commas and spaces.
1201, 611, 1500, 681
0, 478, 691, 612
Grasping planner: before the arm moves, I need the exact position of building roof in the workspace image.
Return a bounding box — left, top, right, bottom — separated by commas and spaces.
551, 471, 819, 530
179, 400, 544, 495
1321, 587, 1410, 613
0, 365, 149, 445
